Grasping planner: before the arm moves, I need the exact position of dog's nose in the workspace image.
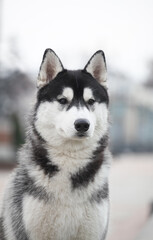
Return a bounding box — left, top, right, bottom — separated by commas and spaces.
74, 119, 90, 132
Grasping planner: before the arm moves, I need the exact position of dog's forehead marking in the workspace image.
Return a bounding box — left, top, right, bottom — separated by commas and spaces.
60, 87, 74, 101
83, 88, 94, 101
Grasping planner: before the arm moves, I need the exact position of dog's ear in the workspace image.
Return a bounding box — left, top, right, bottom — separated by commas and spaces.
84, 50, 107, 87
37, 49, 64, 88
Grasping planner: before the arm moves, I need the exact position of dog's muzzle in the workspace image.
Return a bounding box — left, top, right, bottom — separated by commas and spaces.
74, 119, 90, 136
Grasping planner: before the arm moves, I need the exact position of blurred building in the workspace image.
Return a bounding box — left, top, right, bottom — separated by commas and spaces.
109, 72, 153, 154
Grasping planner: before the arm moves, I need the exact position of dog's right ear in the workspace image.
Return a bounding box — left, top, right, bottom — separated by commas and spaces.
37, 49, 64, 88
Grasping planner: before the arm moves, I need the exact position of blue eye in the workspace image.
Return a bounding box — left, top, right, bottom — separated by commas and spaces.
87, 99, 95, 105
58, 98, 68, 105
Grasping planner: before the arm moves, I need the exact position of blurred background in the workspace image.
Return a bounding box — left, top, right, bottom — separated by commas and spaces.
0, 0, 153, 239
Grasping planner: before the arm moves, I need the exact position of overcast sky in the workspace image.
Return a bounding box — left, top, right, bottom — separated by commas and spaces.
1, 0, 153, 82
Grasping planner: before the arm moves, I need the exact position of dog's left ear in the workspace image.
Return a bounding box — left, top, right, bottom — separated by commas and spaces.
37, 49, 64, 88
84, 50, 107, 87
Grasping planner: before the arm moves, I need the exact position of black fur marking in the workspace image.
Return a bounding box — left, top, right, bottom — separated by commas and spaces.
10, 168, 49, 240
31, 139, 59, 177
90, 182, 109, 203
13, 168, 49, 202
32, 122, 46, 143
71, 135, 108, 189
0, 218, 6, 240
36, 70, 109, 107
94, 135, 109, 163
71, 157, 102, 189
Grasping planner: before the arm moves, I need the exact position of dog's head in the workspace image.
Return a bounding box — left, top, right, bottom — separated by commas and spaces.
34, 49, 109, 146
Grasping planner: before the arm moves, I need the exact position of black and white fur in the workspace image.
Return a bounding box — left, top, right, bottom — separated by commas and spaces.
0, 49, 111, 240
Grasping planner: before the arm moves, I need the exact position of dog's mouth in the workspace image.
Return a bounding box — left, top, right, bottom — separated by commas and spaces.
77, 132, 87, 137
74, 132, 90, 139
58, 128, 89, 140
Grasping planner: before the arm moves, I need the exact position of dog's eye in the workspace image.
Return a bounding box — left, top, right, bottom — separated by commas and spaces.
87, 99, 95, 105
58, 98, 68, 105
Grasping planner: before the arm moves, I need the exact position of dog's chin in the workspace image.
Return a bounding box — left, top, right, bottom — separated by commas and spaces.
57, 128, 94, 142
71, 131, 94, 141
58, 132, 88, 141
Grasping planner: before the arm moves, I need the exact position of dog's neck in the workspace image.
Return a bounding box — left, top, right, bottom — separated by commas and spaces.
31, 126, 108, 159
23, 128, 109, 182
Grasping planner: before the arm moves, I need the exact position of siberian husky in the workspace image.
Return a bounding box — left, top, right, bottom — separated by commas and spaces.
0, 49, 111, 240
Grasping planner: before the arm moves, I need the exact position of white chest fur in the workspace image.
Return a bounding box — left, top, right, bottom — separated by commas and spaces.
24, 144, 110, 240
28, 151, 109, 204
23, 194, 108, 240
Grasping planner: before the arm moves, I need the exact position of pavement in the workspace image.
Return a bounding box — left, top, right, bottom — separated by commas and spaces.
135, 215, 153, 240
0, 153, 153, 240
107, 153, 153, 240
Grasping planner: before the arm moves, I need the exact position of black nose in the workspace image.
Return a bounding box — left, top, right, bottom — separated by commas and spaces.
74, 119, 90, 132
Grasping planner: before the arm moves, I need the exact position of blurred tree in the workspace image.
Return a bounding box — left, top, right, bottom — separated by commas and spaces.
0, 70, 34, 154
11, 113, 25, 151
0, 70, 34, 116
